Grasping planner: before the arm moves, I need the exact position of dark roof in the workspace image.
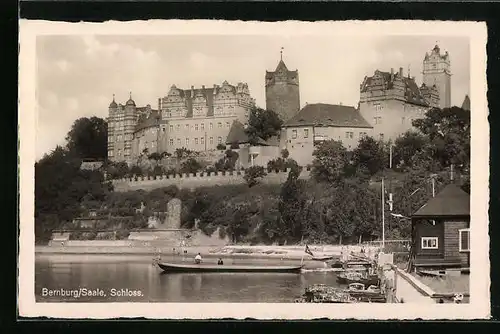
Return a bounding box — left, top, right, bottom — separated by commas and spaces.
360, 70, 429, 107
461, 95, 470, 111
412, 184, 470, 218
226, 120, 249, 144
266, 59, 298, 81
283, 103, 373, 128
134, 110, 160, 132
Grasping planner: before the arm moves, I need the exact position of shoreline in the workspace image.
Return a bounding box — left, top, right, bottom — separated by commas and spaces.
35, 244, 380, 261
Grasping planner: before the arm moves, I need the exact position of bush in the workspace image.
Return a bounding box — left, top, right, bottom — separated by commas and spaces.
115, 230, 131, 240
244, 166, 267, 187
216, 143, 226, 150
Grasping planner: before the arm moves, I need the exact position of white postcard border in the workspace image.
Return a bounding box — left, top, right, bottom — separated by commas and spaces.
18, 19, 490, 319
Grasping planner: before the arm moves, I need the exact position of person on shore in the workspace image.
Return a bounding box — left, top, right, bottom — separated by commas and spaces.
194, 253, 202, 264
217, 258, 224, 265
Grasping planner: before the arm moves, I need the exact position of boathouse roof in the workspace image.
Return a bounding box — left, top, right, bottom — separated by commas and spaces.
412, 183, 470, 218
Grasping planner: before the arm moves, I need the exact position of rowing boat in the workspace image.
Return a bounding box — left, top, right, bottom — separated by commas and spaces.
311, 255, 336, 261
158, 262, 304, 273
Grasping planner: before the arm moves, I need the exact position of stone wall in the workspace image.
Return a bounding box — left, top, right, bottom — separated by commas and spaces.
111, 168, 312, 192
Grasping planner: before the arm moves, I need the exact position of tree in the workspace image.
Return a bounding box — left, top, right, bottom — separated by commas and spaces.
106, 161, 130, 179
180, 158, 203, 174
65, 117, 108, 159
244, 166, 267, 187
148, 152, 162, 161
281, 149, 290, 159
245, 107, 283, 144
216, 143, 226, 150
351, 136, 386, 176
215, 150, 239, 171
393, 131, 428, 169
412, 106, 470, 171
311, 140, 349, 183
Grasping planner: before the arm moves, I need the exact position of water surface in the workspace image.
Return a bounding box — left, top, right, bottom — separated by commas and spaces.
35, 254, 341, 302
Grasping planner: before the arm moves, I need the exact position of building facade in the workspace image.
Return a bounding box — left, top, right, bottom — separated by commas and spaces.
358, 67, 438, 143
282, 103, 373, 166
423, 44, 452, 109
107, 81, 255, 164
265, 57, 300, 122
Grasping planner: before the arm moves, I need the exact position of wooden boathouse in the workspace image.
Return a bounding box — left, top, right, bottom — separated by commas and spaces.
408, 184, 470, 272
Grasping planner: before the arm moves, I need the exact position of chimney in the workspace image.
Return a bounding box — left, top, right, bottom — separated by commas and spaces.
202, 85, 205, 90
213, 84, 217, 95
399, 67, 403, 77
391, 68, 394, 75
191, 85, 194, 98
158, 98, 161, 111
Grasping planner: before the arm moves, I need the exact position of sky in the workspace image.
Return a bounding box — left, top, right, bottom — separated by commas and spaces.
36, 34, 470, 160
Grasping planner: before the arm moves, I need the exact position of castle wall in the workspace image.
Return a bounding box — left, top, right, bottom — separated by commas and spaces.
283, 125, 373, 166
359, 98, 428, 142
111, 169, 312, 192
157, 115, 239, 154
265, 82, 300, 122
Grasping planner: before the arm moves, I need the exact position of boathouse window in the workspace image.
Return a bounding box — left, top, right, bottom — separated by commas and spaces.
303, 129, 309, 138
459, 228, 470, 252
421, 237, 438, 249
292, 130, 297, 139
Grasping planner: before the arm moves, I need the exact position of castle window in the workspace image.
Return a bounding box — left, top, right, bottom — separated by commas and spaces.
210, 123, 214, 130
201, 123, 205, 130
226, 122, 230, 128
185, 124, 189, 131
201, 137, 204, 145
292, 130, 297, 139
118, 149, 122, 156
109, 150, 114, 157
379, 133, 384, 141
360, 132, 367, 138
210, 137, 214, 145
186, 138, 189, 146
345, 132, 353, 139
195, 124, 199, 131
125, 149, 130, 156
177, 139, 181, 146
218, 137, 222, 144
176, 124, 180, 131
117, 135, 123, 142
162, 127, 165, 133
218, 122, 222, 128
374, 103, 382, 112
169, 139, 174, 146
195, 138, 199, 145
303, 129, 309, 138
374, 117, 382, 125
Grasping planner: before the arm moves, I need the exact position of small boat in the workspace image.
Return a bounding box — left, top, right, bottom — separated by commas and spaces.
312, 255, 336, 261
336, 272, 380, 287
158, 262, 304, 273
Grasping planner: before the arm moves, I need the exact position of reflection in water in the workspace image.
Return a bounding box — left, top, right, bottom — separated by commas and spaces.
35, 254, 340, 303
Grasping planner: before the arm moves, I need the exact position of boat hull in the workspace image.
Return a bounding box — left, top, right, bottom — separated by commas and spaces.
336, 274, 380, 287
158, 262, 304, 273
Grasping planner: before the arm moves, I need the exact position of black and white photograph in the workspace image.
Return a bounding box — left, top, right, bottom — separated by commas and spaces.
18, 20, 489, 319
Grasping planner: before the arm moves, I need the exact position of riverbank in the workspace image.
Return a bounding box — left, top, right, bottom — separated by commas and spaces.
35, 244, 380, 261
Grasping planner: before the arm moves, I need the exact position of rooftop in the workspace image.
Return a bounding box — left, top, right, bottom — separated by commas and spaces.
412, 183, 470, 218
283, 103, 372, 128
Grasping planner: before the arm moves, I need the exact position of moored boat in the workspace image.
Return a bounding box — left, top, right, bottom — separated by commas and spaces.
336, 272, 380, 287
157, 262, 304, 273
312, 255, 336, 261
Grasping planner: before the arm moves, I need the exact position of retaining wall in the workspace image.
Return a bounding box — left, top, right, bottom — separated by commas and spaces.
112, 168, 312, 192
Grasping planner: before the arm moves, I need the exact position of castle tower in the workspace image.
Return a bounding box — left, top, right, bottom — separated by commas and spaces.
107, 94, 118, 161
423, 44, 451, 109
265, 49, 300, 122
107, 92, 137, 164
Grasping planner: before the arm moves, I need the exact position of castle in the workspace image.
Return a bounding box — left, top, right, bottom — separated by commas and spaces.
108, 44, 465, 167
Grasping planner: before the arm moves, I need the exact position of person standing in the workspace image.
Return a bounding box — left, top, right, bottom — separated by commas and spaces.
194, 253, 202, 264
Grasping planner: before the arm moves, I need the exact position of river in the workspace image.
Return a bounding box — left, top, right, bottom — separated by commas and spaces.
35, 254, 343, 302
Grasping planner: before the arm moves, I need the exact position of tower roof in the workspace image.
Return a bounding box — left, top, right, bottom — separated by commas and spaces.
109, 94, 117, 108
275, 59, 289, 72
461, 95, 471, 111
126, 92, 136, 106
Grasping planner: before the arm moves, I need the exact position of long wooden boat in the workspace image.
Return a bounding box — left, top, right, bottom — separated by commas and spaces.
312, 255, 336, 261
158, 262, 304, 273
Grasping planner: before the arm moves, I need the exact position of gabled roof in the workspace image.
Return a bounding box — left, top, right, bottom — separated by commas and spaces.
360, 70, 429, 107
226, 120, 250, 144
134, 110, 160, 132
412, 183, 470, 218
266, 59, 298, 80
283, 103, 373, 128
462, 95, 471, 111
